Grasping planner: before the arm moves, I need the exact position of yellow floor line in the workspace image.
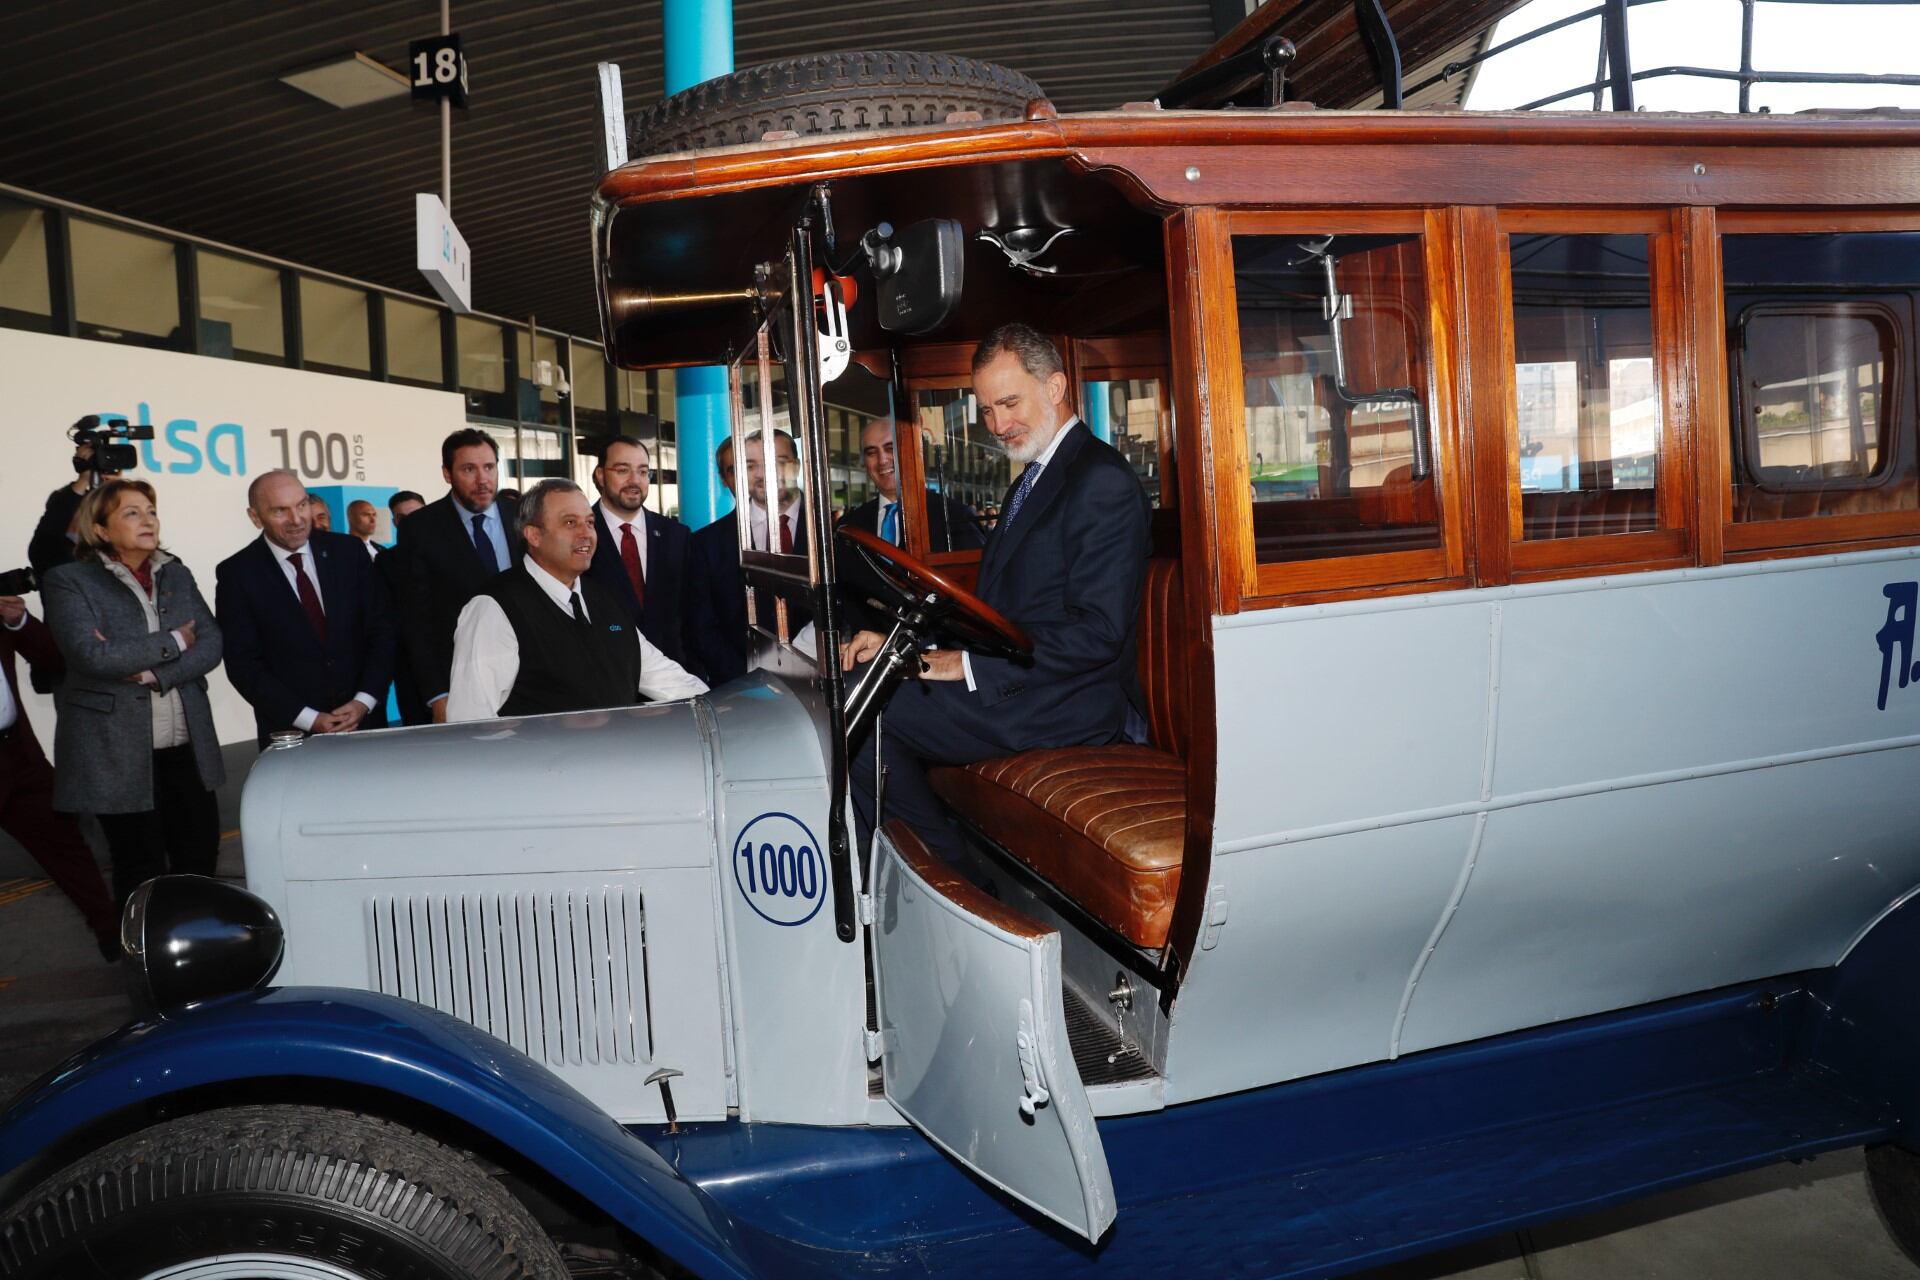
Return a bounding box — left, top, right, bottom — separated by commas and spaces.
0, 977, 15, 992
0, 880, 51, 908
221, 829, 240, 840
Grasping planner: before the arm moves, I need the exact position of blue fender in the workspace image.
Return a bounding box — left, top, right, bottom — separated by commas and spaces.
0, 986, 757, 1280
1805, 885, 1920, 1145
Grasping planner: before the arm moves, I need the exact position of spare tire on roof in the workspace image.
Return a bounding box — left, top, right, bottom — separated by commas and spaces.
628, 50, 1048, 157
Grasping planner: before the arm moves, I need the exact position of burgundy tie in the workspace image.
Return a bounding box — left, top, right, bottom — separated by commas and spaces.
620, 522, 646, 607
779, 512, 794, 554
290, 551, 326, 641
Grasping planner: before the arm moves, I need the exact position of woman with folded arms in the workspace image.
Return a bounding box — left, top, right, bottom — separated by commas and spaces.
42, 478, 225, 908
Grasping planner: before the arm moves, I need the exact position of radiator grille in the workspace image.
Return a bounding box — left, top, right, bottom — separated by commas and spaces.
365, 888, 650, 1068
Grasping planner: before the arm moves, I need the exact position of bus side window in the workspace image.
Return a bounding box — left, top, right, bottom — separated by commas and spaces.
1233, 231, 1441, 564
1725, 232, 1919, 525
1510, 233, 1662, 542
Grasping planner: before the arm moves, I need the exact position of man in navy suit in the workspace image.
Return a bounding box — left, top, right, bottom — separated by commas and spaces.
584, 436, 701, 676
216, 469, 396, 747
841, 323, 1150, 861
396, 429, 521, 723
836, 417, 985, 634
687, 428, 809, 686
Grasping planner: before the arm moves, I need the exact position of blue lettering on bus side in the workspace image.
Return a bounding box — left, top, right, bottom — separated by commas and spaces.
1876, 581, 1918, 711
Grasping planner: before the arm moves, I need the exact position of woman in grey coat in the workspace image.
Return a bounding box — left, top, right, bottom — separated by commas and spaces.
42, 478, 225, 908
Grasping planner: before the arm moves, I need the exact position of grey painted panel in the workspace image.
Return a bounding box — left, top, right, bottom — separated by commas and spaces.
1397, 746, 1920, 1054
1492, 558, 1920, 795
1212, 605, 1492, 841
874, 829, 1115, 1242
1163, 818, 1475, 1103
707, 678, 872, 1125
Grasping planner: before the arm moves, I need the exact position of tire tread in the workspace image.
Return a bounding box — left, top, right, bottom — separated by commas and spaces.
629, 48, 1046, 156
0, 1104, 566, 1279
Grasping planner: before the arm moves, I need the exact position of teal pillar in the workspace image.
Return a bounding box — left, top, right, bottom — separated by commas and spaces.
1085, 380, 1113, 444
665, 0, 734, 528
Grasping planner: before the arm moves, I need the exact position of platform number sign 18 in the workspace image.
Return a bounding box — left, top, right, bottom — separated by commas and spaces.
732, 812, 826, 927
409, 34, 470, 108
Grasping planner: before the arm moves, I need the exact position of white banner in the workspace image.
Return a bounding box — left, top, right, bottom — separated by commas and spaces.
1, 328, 468, 747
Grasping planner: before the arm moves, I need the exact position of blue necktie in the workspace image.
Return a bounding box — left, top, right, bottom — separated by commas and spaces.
1002, 465, 1040, 530
881, 501, 900, 545
471, 512, 498, 573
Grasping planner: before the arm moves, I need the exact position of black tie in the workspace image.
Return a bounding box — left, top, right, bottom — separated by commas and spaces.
570, 591, 588, 626
471, 513, 498, 573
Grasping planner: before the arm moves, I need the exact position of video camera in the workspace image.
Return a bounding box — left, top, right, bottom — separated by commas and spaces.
68, 414, 153, 479
0, 567, 35, 596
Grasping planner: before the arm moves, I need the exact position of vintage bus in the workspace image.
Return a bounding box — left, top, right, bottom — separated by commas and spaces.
4, 32, 1920, 1280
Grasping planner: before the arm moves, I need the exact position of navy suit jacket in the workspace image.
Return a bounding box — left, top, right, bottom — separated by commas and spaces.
396, 492, 521, 704
836, 489, 986, 633
215, 530, 396, 746
687, 506, 810, 687
964, 422, 1150, 748
584, 503, 699, 673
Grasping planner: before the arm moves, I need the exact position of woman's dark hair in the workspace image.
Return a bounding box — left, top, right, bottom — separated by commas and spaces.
441, 427, 499, 471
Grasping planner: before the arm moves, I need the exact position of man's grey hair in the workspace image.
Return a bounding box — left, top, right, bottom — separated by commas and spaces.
520, 478, 583, 530
971, 322, 1064, 381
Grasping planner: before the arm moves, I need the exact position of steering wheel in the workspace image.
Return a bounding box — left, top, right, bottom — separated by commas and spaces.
836, 525, 1031, 662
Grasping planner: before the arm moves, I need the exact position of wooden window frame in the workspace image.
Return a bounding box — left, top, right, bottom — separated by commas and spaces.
1715, 211, 1920, 561
1491, 209, 1696, 580
1075, 331, 1177, 514
1211, 208, 1470, 608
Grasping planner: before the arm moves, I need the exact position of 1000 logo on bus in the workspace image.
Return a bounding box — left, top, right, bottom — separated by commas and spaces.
732, 812, 825, 927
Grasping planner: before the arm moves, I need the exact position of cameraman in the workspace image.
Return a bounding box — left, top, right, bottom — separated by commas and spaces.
29, 435, 121, 579
0, 588, 120, 961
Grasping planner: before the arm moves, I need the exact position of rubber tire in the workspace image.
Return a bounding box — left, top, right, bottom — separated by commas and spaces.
1868, 1143, 1920, 1265
629, 49, 1047, 157
0, 1105, 568, 1280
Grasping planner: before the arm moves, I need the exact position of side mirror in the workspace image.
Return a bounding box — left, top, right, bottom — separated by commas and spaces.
867, 218, 964, 335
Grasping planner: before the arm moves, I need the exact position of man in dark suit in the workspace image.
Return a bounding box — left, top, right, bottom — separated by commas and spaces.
687, 428, 809, 686
215, 469, 396, 747
841, 323, 1151, 861
396, 429, 521, 723
584, 436, 701, 675
837, 417, 985, 633
0, 591, 119, 960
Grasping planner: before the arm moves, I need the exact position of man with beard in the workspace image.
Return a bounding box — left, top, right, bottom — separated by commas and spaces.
396, 429, 521, 723
445, 480, 706, 721
583, 436, 700, 674
839, 323, 1151, 862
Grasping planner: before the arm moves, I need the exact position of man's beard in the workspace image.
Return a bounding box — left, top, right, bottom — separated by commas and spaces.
1004, 421, 1057, 466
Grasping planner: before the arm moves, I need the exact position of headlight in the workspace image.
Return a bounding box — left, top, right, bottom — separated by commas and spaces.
121, 876, 285, 1018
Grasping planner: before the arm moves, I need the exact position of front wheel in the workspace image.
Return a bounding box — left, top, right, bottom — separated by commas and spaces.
1868, 1142, 1920, 1265
0, 1105, 567, 1280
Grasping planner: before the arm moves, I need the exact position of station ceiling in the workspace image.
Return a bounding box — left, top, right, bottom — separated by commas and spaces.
0, 0, 1507, 340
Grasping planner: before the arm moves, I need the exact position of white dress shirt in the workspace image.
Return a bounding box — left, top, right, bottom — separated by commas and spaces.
357, 535, 379, 560
0, 611, 26, 732
960, 417, 1080, 692
445, 558, 708, 722
598, 503, 649, 577
266, 537, 378, 732
747, 497, 805, 553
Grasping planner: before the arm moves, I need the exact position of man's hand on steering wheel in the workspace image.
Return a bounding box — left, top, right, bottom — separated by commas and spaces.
839, 630, 967, 681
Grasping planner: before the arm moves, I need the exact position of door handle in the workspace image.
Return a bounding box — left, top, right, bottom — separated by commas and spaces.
1016, 999, 1052, 1119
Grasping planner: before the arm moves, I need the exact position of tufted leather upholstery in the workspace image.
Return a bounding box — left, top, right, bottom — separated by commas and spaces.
928, 558, 1190, 950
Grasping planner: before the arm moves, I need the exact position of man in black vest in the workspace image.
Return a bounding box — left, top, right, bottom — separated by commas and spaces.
443, 479, 707, 721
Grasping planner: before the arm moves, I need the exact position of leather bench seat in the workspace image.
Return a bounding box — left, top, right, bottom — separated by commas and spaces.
928, 746, 1185, 950
925, 558, 1191, 952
